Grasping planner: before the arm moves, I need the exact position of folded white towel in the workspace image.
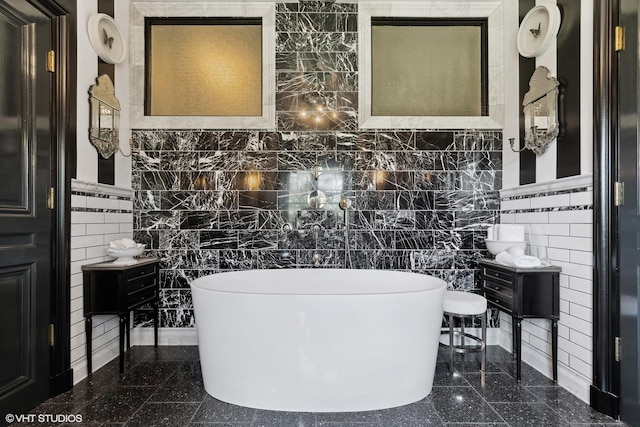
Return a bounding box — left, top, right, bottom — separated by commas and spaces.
514, 255, 541, 268
109, 238, 138, 249
495, 251, 516, 266
498, 224, 525, 242
507, 246, 525, 257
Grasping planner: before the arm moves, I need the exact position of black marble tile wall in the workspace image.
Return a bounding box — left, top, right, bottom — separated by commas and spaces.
131, 2, 502, 327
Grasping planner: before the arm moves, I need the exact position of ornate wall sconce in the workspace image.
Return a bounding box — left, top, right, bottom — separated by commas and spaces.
88, 75, 121, 159
509, 66, 560, 156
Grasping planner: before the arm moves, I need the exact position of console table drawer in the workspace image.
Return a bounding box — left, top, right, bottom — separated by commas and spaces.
484, 288, 512, 311
125, 264, 157, 281
127, 275, 156, 293
482, 267, 514, 286
127, 287, 157, 310
483, 279, 513, 297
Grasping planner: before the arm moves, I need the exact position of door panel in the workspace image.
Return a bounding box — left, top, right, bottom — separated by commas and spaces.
0, 267, 33, 390
0, 0, 53, 420
0, 11, 28, 211
618, 1, 640, 425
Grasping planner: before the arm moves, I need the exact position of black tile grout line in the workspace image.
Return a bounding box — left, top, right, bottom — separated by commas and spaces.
72, 351, 162, 424
433, 400, 448, 427
451, 363, 568, 426
484, 373, 599, 427
112, 389, 155, 426
458, 372, 511, 427
190, 400, 206, 426
105, 359, 181, 425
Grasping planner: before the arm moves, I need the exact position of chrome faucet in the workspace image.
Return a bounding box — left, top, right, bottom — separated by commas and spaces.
339, 196, 353, 269
339, 196, 352, 211
339, 196, 352, 230
313, 164, 323, 180
313, 252, 321, 267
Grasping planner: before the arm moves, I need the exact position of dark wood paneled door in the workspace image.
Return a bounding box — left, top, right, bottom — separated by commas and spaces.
0, 0, 54, 420
618, 1, 640, 425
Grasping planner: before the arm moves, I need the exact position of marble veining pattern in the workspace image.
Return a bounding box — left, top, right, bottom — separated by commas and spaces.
131, 2, 502, 328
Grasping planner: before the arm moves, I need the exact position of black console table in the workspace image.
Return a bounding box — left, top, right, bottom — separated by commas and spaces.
82, 257, 160, 374
480, 259, 561, 383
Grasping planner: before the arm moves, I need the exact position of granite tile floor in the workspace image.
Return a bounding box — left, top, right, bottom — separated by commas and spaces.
17, 345, 626, 427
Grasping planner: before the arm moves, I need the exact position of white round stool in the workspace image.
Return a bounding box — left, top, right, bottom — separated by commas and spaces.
442, 290, 488, 377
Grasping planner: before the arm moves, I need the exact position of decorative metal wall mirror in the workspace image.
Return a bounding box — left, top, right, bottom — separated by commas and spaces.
509, 66, 560, 156
89, 75, 120, 159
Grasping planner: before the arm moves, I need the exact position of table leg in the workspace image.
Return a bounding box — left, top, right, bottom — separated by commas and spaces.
153, 300, 159, 349
511, 316, 517, 359
449, 313, 454, 372
460, 318, 465, 359
481, 312, 486, 388
125, 313, 130, 350
552, 319, 558, 384
85, 316, 93, 375
119, 316, 126, 374
515, 318, 522, 382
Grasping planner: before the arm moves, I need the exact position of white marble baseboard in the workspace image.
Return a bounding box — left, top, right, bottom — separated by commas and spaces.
131, 327, 199, 346
499, 335, 590, 404
72, 340, 121, 385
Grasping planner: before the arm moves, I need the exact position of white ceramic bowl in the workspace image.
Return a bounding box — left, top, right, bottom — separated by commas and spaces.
484, 239, 527, 256
107, 243, 145, 265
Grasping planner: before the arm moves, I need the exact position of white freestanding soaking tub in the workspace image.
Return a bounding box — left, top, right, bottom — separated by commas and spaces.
191, 269, 446, 412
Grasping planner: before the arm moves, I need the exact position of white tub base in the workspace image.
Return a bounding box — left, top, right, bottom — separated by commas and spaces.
191, 269, 445, 412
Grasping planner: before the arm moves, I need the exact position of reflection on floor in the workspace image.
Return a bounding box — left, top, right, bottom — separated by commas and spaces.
18, 345, 625, 426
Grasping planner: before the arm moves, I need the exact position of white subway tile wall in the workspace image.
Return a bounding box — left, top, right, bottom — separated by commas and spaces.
499, 176, 593, 402
70, 179, 134, 383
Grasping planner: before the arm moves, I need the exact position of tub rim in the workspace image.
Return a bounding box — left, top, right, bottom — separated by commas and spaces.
190, 268, 447, 296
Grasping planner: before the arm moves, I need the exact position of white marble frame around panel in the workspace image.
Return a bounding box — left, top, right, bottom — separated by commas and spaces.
130, 2, 276, 129
358, 1, 504, 130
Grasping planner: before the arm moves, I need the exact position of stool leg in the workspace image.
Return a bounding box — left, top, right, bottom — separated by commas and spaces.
460, 318, 465, 359
449, 313, 454, 372
481, 311, 487, 387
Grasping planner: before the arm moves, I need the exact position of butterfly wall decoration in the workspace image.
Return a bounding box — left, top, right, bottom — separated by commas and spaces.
88, 13, 126, 63
103, 28, 114, 49
529, 22, 541, 39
